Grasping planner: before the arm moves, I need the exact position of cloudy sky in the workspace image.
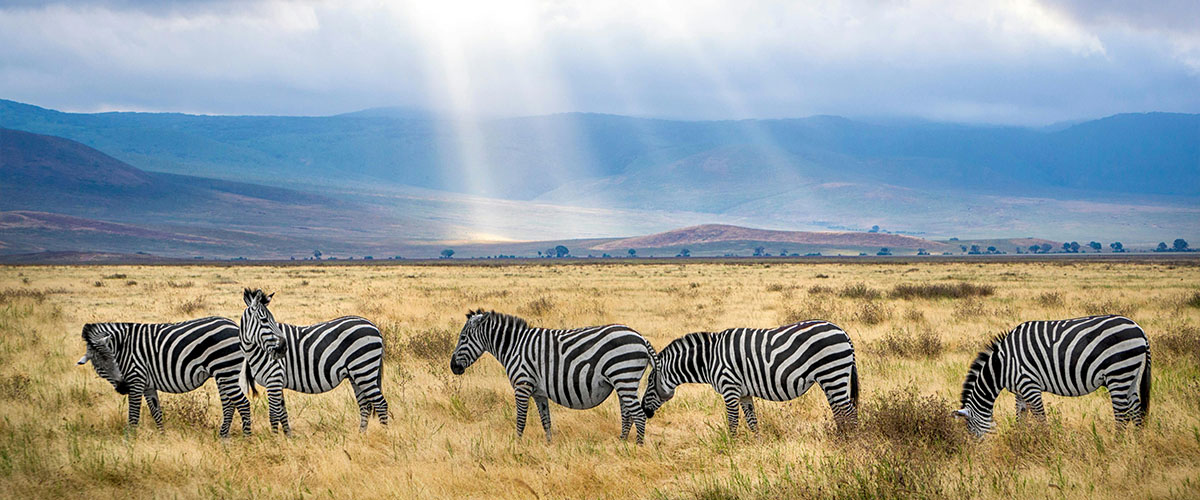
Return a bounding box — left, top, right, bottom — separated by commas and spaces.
1, 0, 1197, 124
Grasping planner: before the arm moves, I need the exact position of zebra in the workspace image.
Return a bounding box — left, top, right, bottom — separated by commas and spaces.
955, 315, 1151, 438
641, 320, 859, 435
76, 317, 252, 437
238, 288, 388, 434
449, 310, 657, 444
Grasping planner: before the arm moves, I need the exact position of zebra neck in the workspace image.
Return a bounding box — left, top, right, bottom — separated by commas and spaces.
486, 323, 533, 367
663, 339, 713, 386
962, 348, 1004, 411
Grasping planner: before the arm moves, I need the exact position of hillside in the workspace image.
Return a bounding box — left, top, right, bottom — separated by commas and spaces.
589, 224, 946, 254
1, 102, 1197, 246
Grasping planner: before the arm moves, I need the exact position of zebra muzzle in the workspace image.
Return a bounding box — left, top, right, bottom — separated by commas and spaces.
450, 361, 465, 375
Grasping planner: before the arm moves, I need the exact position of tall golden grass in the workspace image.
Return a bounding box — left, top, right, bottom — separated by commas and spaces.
1, 261, 1198, 499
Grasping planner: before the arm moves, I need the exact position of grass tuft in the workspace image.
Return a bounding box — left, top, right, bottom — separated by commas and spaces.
891, 282, 994, 299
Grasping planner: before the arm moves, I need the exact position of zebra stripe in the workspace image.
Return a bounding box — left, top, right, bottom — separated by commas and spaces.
641, 320, 859, 435
239, 289, 388, 434
450, 310, 657, 444
77, 317, 251, 437
956, 315, 1151, 437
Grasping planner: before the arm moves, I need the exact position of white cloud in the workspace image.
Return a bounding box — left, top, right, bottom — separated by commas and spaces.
0, 0, 1196, 123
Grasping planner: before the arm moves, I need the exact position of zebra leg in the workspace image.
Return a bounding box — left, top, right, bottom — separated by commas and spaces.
513, 385, 533, 439
721, 390, 741, 437
353, 384, 371, 432
126, 389, 144, 432
372, 393, 389, 427
619, 408, 632, 441
217, 391, 236, 438
145, 389, 164, 431
1105, 374, 1140, 425
1017, 388, 1046, 422
1014, 395, 1029, 421
533, 394, 551, 443
740, 397, 759, 435
616, 386, 647, 445
267, 386, 290, 436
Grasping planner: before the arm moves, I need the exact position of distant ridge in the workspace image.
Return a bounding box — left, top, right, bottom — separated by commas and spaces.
590, 224, 946, 251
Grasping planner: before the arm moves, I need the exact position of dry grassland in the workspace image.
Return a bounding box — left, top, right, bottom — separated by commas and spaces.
1, 260, 1198, 499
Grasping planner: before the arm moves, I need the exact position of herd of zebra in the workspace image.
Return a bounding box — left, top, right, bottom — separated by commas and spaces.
77, 288, 1152, 443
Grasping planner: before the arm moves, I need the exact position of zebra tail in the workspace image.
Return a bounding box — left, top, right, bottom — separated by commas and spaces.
1138, 350, 1151, 419
850, 364, 859, 409
239, 357, 258, 398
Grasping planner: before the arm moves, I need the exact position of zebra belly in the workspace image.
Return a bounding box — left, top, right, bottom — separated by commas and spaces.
547, 379, 614, 410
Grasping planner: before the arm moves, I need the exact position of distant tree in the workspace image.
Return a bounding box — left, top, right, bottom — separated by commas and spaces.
1174, 239, 1190, 252
1070, 241, 1080, 253
554, 245, 570, 258
877, 247, 892, 256
869, 225, 880, 233
960, 245, 968, 253
969, 245, 981, 254
753, 246, 766, 257
1039, 243, 1052, 253
1028, 244, 1040, 254
1088, 241, 1102, 252
313, 249, 322, 260
677, 248, 691, 257
1062, 242, 1072, 253
986, 246, 997, 254
917, 248, 929, 255
1109, 242, 1124, 253
628, 248, 637, 257
440, 249, 455, 259
1156, 242, 1169, 252
602, 253, 611, 258
537, 250, 543, 257
949, 237, 959, 241
779, 249, 788, 257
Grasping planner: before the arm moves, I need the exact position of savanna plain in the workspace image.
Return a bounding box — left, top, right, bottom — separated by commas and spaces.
1, 259, 1198, 499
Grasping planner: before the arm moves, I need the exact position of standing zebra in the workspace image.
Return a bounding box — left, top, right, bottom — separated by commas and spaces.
76, 317, 252, 437
239, 289, 388, 434
449, 310, 657, 444
641, 320, 859, 435
955, 315, 1151, 438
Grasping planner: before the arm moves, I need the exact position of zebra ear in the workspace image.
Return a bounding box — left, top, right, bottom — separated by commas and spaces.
264, 292, 274, 305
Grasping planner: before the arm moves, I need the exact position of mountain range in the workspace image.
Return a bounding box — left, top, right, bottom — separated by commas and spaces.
1, 99, 1197, 258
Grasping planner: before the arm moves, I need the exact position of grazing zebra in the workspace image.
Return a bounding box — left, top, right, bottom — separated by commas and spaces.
76, 317, 252, 437
239, 289, 388, 434
955, 315, 1151, 438
449, 310, 657, 444
641, 320, 859, 435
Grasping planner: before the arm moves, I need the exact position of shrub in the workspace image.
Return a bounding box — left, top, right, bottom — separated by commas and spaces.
1185, 291, 1200, 309
1157, 323, 1200, 361
163, 393, 210, 428
522, 297, 555, 316
101, 273, 127, 280
839, 283, 881, 300
175, 297, 206, 315
855, 301, 892, 325
0, 374, 32, 400
873, 328, 943, 358
0, 288, 48, 304
862, 388, 967, 457
1036, 291, 1063, 307
807, 284, 833, 295
406, 329, 455, 360
891, 282, 994, 299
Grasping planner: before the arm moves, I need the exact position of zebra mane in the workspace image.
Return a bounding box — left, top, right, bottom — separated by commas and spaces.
467, 309, 529, 330
662, 331, 713, 354
960, 332, 1007, 407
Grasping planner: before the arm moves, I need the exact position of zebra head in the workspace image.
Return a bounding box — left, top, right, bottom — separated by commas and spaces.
79, 323, 128, 394
640, 343, 681, 419
241, 288, 286, 360
450, 309, 490, 375
956, 341, 1002, 438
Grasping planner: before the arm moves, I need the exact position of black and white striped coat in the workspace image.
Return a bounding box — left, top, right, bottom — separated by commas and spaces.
77, 317, 251, 437
450, 310, 657, 444
956, 315, 1151, 437
239, 289, 388, 434
641, 320, 859, 435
